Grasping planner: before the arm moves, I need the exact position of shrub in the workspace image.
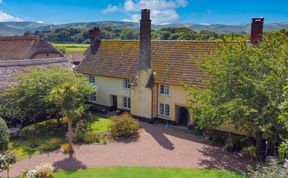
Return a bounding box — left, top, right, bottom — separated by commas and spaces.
25, 170, 38, 178
61, 144, 76, 154
84, 132, 100, 143
73, 120, 87, 143
109, 116, 140, 140
35, 163, 54, 178
50, 138, 62, 145
0, 117, 9, 151
188, 124, 203, 136
246, 158, 288, 178
208, 131, 227, 145
279, 140, 288, 159
0, 151, 16, 170
240, 145, 257, 159
40, 143, 61, 152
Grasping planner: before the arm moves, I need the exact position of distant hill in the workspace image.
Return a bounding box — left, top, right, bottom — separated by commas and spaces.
0, 21, 288, 36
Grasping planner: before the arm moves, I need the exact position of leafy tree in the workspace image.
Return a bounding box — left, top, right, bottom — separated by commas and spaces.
0, 151, 16, 178
0, 66, 85, 125
0, 117, 9, 151
187, 31, 288, 161
49, 80, 95, 155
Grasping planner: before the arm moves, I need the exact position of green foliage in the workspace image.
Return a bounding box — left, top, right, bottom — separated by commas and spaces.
240, 146, 257, 159
187, 31, 288, 159
27, 27, 243, 43
109, 114, 140, 140
73, 120, 87, 143
0, 117, 9, 151
39, 143, 61, 152
84, 132, 101, 143
0, 151, 16, 170
246, 158, 288, 178
278, 140, 288, 159
1, 66, 92, 124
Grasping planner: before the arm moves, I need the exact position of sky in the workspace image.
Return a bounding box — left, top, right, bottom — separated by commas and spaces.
0, 0, 287, 25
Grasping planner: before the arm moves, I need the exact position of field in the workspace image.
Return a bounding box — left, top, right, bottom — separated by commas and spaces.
54, 167, 244, 178
52, 43, 89, 54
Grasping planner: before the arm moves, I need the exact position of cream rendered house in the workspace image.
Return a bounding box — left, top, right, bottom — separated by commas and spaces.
77, 9, 264, 131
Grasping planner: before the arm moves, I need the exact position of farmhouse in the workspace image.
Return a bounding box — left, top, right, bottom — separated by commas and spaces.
77, 9, 264, 133
0, 36, 68, 92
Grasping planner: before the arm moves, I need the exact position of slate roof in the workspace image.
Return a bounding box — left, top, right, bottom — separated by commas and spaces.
77, 40, 219, 86
0, 36, 63, 60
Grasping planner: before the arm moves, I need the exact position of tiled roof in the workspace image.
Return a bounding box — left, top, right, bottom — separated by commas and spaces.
77, 40, 219, 86
0, 36, 63, 60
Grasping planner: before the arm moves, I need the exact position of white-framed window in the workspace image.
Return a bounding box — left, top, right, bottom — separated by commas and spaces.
160, 85, 169, 95
159, 103, 170, 117
89, 94, 97, 102
89, 74, 96, 84
123, 97, 131, 109
124, 79, 130, 89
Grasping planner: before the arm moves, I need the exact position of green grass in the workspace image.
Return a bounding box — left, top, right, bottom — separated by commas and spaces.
54, 167, 244, 178
52, 43, 89, 54
9, 115, 111, 160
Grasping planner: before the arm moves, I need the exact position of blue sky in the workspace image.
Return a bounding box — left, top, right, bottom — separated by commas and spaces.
0, 0, 287, 25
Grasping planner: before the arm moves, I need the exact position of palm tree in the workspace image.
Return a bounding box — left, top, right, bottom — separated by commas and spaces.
49, 80, 95, 155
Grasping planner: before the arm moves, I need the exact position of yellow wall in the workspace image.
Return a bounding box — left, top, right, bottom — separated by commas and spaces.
131, 69, 153, 119
157, 84, 190, 121
85, 75, 131, 110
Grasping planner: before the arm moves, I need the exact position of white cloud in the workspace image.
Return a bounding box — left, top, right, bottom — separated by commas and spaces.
37, 20, 44, 24
0, 11, 23, 22
102, 4, 120, 14
104, 0, 188, 25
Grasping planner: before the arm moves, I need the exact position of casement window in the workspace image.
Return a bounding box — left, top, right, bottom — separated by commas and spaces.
89, 74, 96, 84
124, 79, 130, 89
123, 97, 131, 109
159, 103, 170, 117
160, 85, 169, 95
89, 94, 97, 102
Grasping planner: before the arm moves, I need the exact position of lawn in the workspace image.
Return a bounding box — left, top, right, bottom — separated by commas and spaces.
9, 114, 112, 160
54, 167, 244, 178
52, 43, 89, 54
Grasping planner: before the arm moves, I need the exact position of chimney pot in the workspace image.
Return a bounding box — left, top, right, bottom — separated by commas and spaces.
251, 17, 264, 45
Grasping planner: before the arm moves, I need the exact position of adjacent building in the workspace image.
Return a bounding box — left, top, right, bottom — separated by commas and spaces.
77, 9, 264, 133
0, 36, 68, 92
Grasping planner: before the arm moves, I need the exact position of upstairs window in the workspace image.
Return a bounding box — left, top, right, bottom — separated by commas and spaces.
160, 85, 169, 95
124, 79, 130, 89
89, 74, 96, 84
123, 97, 131, 109
159, 103, 170, 117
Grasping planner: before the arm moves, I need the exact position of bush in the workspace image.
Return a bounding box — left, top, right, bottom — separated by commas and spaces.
246, 158, 288, 178
40, 143, 61, 152
109, 115, 140, 140
61, 144, 76, 154
188, 124, 203, 136
208, 131, 227, 145
73, 120, 87, 143
240, 145, 257, 159
35, 163, 54, 178
279, 140, 288, 159
84, 132, 101, 143
50, 138, 62, 145
0, 117, 9, 151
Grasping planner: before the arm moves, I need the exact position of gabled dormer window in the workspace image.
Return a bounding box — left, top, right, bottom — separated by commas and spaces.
89, 74, 96, 84
160, 85, 169, 95
124, 79, 130, 89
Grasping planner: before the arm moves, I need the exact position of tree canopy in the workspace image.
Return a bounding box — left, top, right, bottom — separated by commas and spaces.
187, 31, 288, 160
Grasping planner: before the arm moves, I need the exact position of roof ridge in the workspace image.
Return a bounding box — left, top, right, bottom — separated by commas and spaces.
0, 36, 40, 40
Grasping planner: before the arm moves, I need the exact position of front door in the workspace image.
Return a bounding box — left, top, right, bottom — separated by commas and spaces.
111, 95, 117, 110
177, 106, 189, 126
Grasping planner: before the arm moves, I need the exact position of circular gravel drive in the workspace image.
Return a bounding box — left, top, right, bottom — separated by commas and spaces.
1, 122, 251, 177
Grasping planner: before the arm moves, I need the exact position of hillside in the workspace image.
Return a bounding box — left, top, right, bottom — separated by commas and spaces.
0, 21, 288, 36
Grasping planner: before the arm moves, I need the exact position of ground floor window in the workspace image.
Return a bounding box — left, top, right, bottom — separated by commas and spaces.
89, 94, 97, 102
159, 103, 170, 116
123, 97, 131, 109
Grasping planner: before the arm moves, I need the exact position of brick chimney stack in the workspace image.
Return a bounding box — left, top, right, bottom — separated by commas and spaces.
139, 9, 152, 69
89, 27, 101, 55
251, 17, 264, 45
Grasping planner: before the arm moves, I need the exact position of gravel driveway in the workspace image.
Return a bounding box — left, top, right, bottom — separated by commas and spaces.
1, 122, 251, 177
